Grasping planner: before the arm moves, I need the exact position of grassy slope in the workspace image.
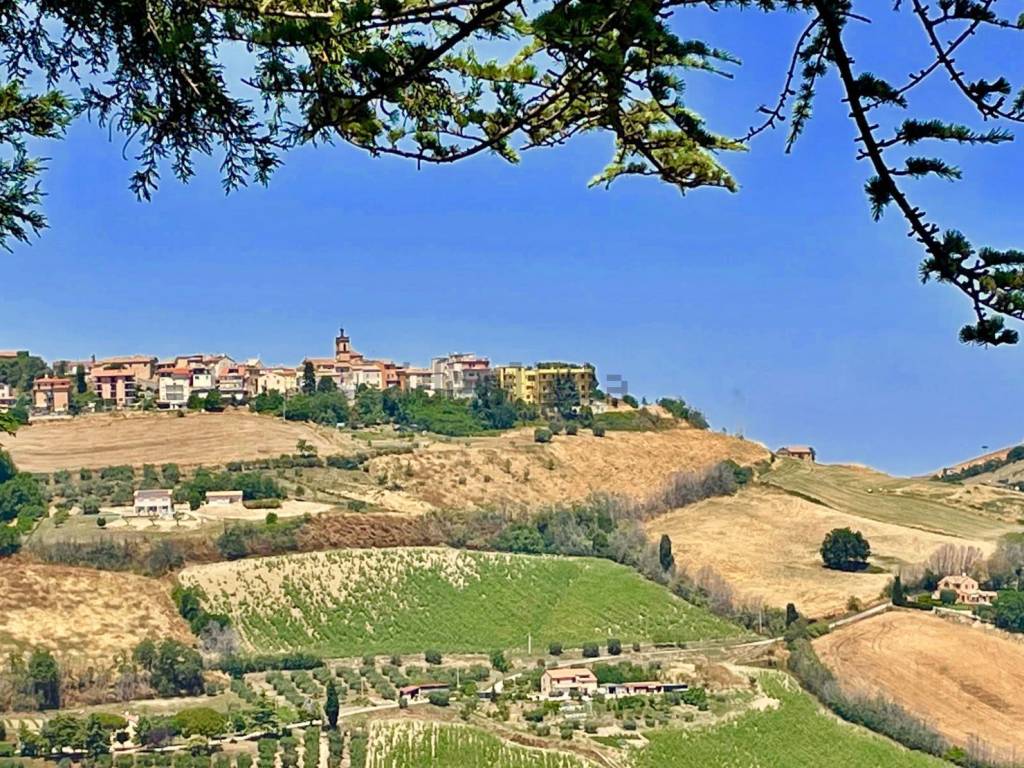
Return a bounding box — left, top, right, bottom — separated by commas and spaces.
633, 677, 948, 768
182, 548, 741, 656
368, 721, 589, 768
762, 459, 1020, 540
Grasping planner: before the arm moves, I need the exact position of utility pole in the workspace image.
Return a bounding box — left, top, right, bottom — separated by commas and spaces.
528, 632, 532, 655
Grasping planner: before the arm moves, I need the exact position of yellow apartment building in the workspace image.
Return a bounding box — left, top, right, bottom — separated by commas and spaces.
496, 362, 596, 406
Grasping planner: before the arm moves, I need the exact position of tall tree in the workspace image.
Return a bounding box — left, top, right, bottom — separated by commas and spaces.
301, 362, 317, 395
324, 679, 339, 729
75, 365, 87, 394
0, 2, 1020, 341
27, 648, 60, 710
658, 534, 675, 573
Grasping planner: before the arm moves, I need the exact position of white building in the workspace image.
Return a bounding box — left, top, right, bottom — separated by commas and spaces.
205, 490, 244, 506
430, 353, 490, 398
133, 489, 174, 519
157, 369, 191, 408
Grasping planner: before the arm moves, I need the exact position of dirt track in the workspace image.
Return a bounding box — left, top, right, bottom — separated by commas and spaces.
8, 411, 347, 472
816, 611, 1024, 761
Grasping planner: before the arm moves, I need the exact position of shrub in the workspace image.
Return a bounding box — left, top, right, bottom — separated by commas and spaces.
939, 589, 958, 605
96, 516, 106, 528
565, 423, 578, 436
548, 642, 562, 656
243, 498, 282, 510
81, 497, 101, 515
591, 425, 606, 437
171, 708, 228, 739
607, 638, 622, 656
533, 428, 552, 444
489, 650, 510, 673
424, 649, 442, 665
582, 643, 599, 658
426, 691, 450, 707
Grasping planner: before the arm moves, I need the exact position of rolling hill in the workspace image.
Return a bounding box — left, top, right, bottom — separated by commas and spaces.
178, 547, 742, 656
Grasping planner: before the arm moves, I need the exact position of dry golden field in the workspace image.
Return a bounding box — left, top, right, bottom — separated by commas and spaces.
365, 425, 769, 510
8, 410, 348, 472
816, 611, 1024, 762
646, 485, 990, 616
0, 562, 191, 664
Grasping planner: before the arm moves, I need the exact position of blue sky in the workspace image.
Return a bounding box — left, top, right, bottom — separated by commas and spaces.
2, 9, 1021, 475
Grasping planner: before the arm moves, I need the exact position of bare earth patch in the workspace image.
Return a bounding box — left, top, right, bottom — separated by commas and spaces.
816, 611, 1024, 762
0, 562, 191, 665
646, 486, 988, 616
8, 411, 349, 472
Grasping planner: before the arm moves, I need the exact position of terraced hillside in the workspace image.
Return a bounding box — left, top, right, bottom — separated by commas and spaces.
366, 720, 591, 768
634, 676, 947, 768
762, 459, 1023, 539
179, 548, 741, 656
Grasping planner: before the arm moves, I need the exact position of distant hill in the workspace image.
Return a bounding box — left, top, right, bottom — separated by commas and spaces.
935, 444, 1024, 486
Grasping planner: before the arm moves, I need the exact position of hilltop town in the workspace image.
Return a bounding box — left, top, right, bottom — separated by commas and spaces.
1, 327, 597, 417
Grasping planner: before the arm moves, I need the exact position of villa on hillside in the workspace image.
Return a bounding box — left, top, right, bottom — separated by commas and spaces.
205, 490, 244, 506
540, 668, 599, 698
133, 489, 175, 519
777, 445, 816, 462
933, 573, 997, 606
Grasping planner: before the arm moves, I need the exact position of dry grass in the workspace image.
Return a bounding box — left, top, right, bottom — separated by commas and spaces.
365, 425, 768, 511
816, 611, 1024, 762
0, 561, 191, 664
8, 411, 349, 472
646, 485, 988, 616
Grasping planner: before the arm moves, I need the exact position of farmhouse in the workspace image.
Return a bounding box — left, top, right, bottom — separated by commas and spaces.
540, 668, 599, 698
398, 683, 450, 702
933, 573, 997, 606
0, 383, 15, 411
133, 489, 175, 519
205, 490, 244, 506
777, 445, 816, 462
601, 681, 689, 698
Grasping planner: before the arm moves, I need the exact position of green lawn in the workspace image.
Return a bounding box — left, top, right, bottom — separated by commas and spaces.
366, 721, 589, 768
633, 676, 949, 768
181, 547, 741, 656
763, 459, 1019, 541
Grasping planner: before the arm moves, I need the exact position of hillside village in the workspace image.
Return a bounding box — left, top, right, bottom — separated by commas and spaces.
3, 328, 1024, 768
0, 327, 599, 417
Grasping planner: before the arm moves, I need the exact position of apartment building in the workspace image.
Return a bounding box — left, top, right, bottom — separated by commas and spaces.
95, 355, 157, 383
397, 367, 433, 392
257, 367, 299, 395
157, 368, 192, 408
430, 353, 490, 398
32, 377, 72, 413
496, 362, 596, 407
0, 383, 16, 412
218, 364, 257, 402
91, 366, 137, 408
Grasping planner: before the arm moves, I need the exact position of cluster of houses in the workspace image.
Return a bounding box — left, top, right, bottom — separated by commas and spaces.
538, 668, 688, 700
4, 327, 597, 416
131, 488, 244, 518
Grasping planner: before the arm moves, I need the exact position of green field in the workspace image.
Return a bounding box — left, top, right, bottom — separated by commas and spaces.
366, 721, 589, 768
763, 459, 1020, 540
633, 676, 948, 768
180, 547, 741, 656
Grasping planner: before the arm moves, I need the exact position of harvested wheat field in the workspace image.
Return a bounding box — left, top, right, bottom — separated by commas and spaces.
0, 562, 191, 664
646, 486, 987, 616
366, 425, 768, 511
816, 611, 1024, 762
9, 410, 348, 472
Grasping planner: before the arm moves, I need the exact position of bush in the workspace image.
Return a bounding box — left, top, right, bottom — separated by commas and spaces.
244, 498, 282, 510
96, 516, 106, 528
426, 691, 450, 707
548, 642, 562, 656
533, 428, 552, 444
171, 708, 228, 738
582, 643, 599, 658
939, 589, 958, 605
591, 425, 606, 437
565, 423, 578, 436
424, 649, 442, 665
820, 528, 871, 571
81, 497, 101, 515
607, 638, 622, 656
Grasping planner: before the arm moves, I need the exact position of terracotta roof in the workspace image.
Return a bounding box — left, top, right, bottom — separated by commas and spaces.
545, 668, 597, 682
33, 377, 72, 387
99, 355, 155, 364
779, 445, 815, 454
159, 368, 192, 376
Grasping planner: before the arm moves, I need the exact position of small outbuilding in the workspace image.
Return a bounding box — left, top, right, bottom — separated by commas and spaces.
777, 445, 816, 462
205, 490, 244, 506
